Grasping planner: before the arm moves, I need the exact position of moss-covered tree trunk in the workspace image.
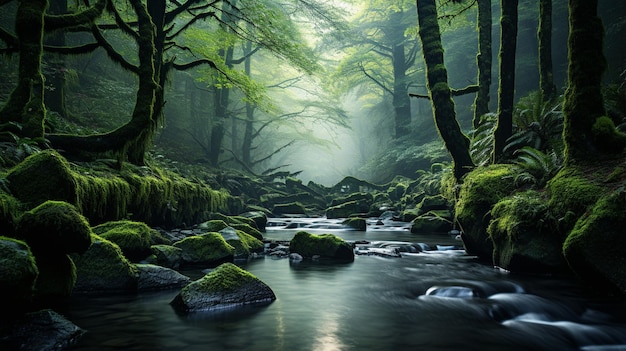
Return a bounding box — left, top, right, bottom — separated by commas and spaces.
242, 40, 254, 167
47, 0, 157, 165
389, 10, 411, 139
0, 0, 47, 138
472, 0, 492, 129
416, 0, 474, 181
492, 0, 518, 163
538, 0, 556, 102
43, 0, 68, 118
562, 0, 625, 162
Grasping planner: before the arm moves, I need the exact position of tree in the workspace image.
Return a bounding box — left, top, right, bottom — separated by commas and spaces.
562, 0, 626, 162
0, 0, 106, 139
538, 0, 556, 102
472, 0, 492, 128
335, 0, 420, 139
492, 0, 518, 163
416, 0, 474, 181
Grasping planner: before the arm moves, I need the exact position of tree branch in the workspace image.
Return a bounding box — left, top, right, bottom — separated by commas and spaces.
358, 62, 393, 95
44, 0, 106, 33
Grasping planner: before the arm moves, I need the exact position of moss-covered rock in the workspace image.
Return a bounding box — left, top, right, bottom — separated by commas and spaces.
272, 202, 307, 217
342, 217, 366, 231
239, 211, 268, 232
150, 244, 183, 269
170, 263, 275, 313
455, 165, 517, 260
231, 223, 263, 241
289, 231, 354, 262
172, 232, 235, 267
0, 191, 22, 236
71, 234, 138, 293
326, 200, 370, 219
0, 236, 38, 312
6, 150, 77, 207
16, 200, 92, 255
92, 220, 167, 262
591, 116, 626, 154
197, 219, 229, 233
218, 227, 264, 259
488, 191, 566, 273
547, 167, 604, 235
563, 190, 626, 295
416, 194, 449, 215
33, 254, 76, 300
410, 210, 453, 233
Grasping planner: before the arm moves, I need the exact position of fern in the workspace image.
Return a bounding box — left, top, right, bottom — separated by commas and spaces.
512, 146, 562, 188
470, 113, 497, 166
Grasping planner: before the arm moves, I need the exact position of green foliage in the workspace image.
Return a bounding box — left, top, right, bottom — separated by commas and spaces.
505, 91, 564, 155
470, 113, 497, 166
511, 146, 562, 188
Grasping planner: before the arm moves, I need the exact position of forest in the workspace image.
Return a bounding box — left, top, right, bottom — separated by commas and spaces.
1, 0, 626, 350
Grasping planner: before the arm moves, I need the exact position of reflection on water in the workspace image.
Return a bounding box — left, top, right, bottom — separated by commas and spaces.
64, 228, 626, 351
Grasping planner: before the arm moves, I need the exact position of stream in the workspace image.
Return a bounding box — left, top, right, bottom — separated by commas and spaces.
64, 221, 626, 351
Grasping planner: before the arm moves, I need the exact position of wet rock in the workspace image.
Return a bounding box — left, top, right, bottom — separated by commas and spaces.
170, 263, 276, 313
0, 237, 38, 312
150, 244, 183, 269
289, 231, 354, 262
1, 309, 84, 351
172, 232, 235, 267
136, 264, 190, 291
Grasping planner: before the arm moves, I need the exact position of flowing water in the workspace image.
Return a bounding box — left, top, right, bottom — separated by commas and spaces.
64, 224, 626, 351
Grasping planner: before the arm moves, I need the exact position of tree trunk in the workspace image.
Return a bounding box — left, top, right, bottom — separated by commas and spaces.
242, 41, 254, 167
492, 0, 518, 163
43, 0, 68, 118
563, 0, 625, 162
392, 41, 411, 138
0, 0, 47, 139
416, 0, 474, 181
472, 0, 492, 129
47, 0, 158, 165
538, 0, 556, 102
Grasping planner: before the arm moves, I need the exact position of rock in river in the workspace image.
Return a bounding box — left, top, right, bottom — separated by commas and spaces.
170, 263, 276, 313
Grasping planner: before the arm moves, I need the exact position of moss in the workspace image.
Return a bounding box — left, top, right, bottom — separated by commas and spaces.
410, 210, 453, 233
231, 223, 263, 240
6, 150, 77, 206
591, 116, 626, 154
289, 231, 354, 261
487, 191, 565, 272
0, 236, 38, 310
272, 202, 307, 216
225, 229, 264, 258
342, 217, 367, 231
93, 220, 163, 262
173, 232, 235, 266
455, 164, 517, 259
16, 200, 92, 255
547, 167, 603, 234
0, 190, 23, 235
563, 190, 626, 295
198, 219, 229, 233
190, 262, 259, 292
71, 234, 138, 293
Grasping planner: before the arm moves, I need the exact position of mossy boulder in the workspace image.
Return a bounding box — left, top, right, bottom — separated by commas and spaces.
33, 254, 77, 301
0, 191, 21, 235
71, 234, 138, 293
326, 200, 370, 219
0, 236, 38, 312
563, 190, 626, 295
591, 116, 626, 154
342, 217, 367, 231
289, 231, 354, 262
488, 191, 566, 273
417, 194, 449, 215
197, 219, 229, 233
218, 227, 264, 259
172, 232, 235, 267
455, 165, 517, 260
170, 263, 276, 313
92, 220, 167, 262
239, 211, 268, 232
547, 167, 604, 235
272, 202, 307, 217
410, 210, 453, 233
150, 244, 183, 269
16, 200, 92, 255
6, 150, 77, 207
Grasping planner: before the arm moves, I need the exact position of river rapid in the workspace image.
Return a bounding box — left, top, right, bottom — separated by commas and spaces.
64, 222, 626, 351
